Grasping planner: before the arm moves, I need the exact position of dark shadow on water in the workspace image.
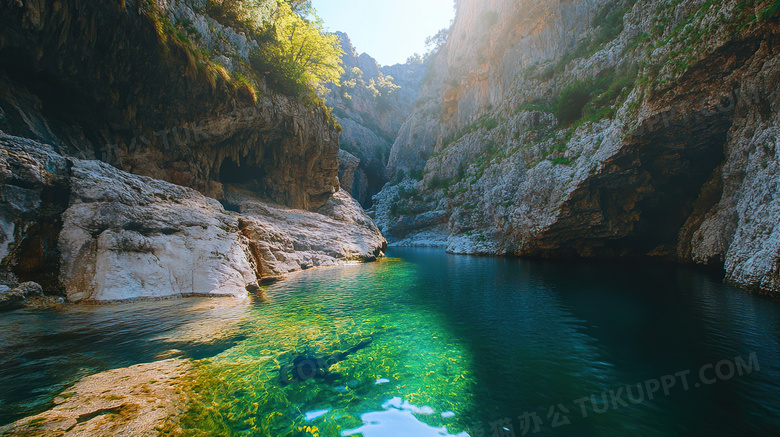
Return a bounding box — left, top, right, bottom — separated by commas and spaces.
387, 247, 780, 437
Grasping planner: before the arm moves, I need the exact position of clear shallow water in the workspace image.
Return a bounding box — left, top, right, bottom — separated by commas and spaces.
2, 248, 780, 436
0, 297, 250, 424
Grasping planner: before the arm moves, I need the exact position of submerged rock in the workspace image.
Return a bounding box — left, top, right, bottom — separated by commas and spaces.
1, 359, 191, 437
0, 281, 43, 311
279, 338, 373, 385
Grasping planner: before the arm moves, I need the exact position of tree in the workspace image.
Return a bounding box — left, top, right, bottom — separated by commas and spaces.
555, 81, 591, 124
367, 74, 400, 112
263, 0, 344, 94
206, 0, 275, 30
425, 28, 449, 53
406, 53, 424, 65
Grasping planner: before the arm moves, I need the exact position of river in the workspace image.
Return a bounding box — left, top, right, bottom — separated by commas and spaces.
1, 248, 779, 436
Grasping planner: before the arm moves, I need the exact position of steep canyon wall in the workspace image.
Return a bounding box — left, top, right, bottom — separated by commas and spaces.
374, 0, 780, 295
0, 0, 386, 301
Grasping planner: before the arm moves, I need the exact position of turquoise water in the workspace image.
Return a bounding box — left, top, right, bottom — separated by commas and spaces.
1, 248, 780, 436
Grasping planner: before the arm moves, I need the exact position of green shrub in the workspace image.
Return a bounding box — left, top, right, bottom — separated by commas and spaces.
250, 47, 309, 97
391, 169, 406, 185
428, 174, 450, 190
592, 0, 636, 44
485, 140, 497, 156
544, 67, 638, 126
398, 186, 418, 199
409, 168, 425, 181
516, 99, 555, 113
555, 81, 592, 124
390, 201, 409, 217
760, 0, 780, 19
456, 161, 467, 181
482, 118, 499, 130
550, 143, 567, 152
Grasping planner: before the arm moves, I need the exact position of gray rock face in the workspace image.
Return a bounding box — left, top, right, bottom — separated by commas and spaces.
374, 0, 780, 296
326, 33, 426, 207
337, 149, 361, 196
1, 134, 386, 302
59, 158, 257, 301
0, 136, 71, 292
233, 189, 387, 278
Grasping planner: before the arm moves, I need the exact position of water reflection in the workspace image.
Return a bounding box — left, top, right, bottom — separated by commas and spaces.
341, 397, 469, 437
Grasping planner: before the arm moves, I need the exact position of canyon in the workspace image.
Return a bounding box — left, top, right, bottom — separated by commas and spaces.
0, 0, 385, 302
372, 0, 780, 297
1, 0, 780, 435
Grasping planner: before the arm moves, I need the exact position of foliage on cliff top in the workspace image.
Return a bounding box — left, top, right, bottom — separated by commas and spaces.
207, 0, 344, 97
760, 0, 780, 20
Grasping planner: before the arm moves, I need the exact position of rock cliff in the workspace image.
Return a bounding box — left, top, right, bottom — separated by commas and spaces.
374, 0, 780, 296
327, 33, 425, 207
1, 134, 385, 301
0, 0, 386, 301
0, 0, 339, 210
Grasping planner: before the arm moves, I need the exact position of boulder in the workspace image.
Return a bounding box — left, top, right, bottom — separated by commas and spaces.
0, 281, 43, 311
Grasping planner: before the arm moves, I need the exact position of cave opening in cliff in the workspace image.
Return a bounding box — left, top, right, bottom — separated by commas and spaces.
219, 156, 267, 192
628, 132, 727, 256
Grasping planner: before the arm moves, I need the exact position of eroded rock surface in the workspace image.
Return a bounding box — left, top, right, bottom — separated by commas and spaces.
374, 0, 780, 296
0, 136, 71, 292
0, 281, 42, 311
60, 158, 257, 302
228, 187, 387, 279
1, 359, 191, 437
0, 0, 340, 211
0, 134, 385, 302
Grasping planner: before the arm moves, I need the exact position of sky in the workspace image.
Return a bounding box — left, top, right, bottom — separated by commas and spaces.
311, 0, 455, 66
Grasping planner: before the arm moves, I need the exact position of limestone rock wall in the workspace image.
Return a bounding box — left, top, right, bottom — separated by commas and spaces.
326, 33, 425, 207
374, 0, 780, 296
0, 136, 70, 292
0, 0, 339, 211
0, 134, 385, 301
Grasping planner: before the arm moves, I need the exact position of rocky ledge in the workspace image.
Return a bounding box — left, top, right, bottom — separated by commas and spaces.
0, 359, 191, 436
1, 134, 386, 302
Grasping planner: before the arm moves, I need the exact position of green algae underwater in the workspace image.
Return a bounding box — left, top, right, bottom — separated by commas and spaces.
163, 255, 477, 436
